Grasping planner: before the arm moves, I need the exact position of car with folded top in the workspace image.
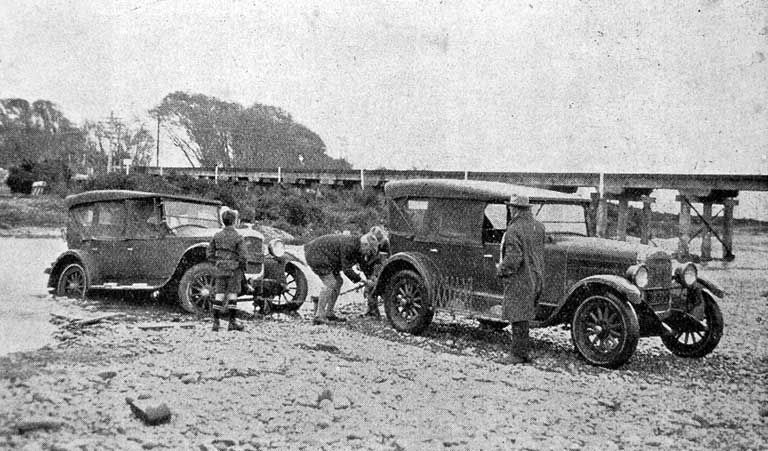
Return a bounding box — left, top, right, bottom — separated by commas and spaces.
371, 179, 724, 368
46, 190, 307, 313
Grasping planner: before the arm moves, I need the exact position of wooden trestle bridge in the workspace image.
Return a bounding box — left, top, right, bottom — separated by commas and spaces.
137, 166, 768, 262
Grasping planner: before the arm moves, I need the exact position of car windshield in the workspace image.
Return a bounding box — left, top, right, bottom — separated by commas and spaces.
163, 201, 220, 229
533, 203, 588, 235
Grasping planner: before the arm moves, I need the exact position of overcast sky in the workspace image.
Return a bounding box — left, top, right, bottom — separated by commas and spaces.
2, 0, 767, 175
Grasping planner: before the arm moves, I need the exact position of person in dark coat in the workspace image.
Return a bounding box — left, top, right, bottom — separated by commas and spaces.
496, 194, 546, 364
305, 232, 379, 325
206, 208, 247, 332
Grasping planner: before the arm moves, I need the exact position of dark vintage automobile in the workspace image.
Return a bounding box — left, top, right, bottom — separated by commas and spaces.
46, 190, 307, 313
371, 179, 724, 368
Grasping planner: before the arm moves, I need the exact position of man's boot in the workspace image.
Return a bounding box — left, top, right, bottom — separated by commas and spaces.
500, 321, 530, 365
211, 310, 221, 332
228, 309, 244, 331
362, 299, 381, 318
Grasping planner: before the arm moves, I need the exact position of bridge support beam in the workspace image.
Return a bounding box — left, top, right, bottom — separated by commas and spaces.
676, 191, 738, 262
640, 195, 655, 245
592, 189, 655, 241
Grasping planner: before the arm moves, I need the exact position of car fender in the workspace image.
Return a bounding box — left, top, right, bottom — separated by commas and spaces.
540, 274, 642, 328
166, 242, 210, 283
283, 251, 304, 266
696, 275, 724, 298
48, 250, 99, 289
566, 274, 643, 305
372, 252, 443, 305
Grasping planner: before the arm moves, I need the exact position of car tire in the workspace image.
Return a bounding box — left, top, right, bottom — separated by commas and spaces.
571, 291, 640, 369
177, 262, 216, 314
267, 263, 308, 312
384, 269, 434, 335
660, 291, 723, 358
56, 263, 88, 299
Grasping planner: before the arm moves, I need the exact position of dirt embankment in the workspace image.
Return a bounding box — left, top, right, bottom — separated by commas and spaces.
0, 234, 767, 450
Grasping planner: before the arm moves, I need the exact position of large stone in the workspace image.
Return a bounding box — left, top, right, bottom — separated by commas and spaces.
126, 397, 172, 426
14, 418, 63, 433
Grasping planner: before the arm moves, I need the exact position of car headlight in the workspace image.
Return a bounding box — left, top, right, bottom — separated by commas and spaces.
674, 262, 698, 287
268, 239, 286, 258
626, 264, 648, 289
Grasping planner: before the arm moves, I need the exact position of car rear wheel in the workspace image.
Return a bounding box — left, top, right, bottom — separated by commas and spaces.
56, 263, 87, 299
178, 262, 216, 314
383, 270, 434, 335
661, 291, 723, 358
267, 263, 308, 312
571, 292, 639, 369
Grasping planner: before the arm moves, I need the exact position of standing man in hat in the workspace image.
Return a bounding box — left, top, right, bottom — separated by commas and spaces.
496, 194, 546, 364
305, 232, 380, 325
207, 208, 247, 332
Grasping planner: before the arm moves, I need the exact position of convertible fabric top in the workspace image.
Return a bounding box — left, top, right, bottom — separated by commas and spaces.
384, 179, 589, 204
65, 190, 223, 209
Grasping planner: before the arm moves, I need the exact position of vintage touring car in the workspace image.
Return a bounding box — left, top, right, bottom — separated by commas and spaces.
46, 190, 307, 313
371, 179, 724, 368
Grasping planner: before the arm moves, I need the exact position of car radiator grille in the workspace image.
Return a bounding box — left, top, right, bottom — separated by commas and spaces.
245, 237, 264, 262
644, 258, 671, 306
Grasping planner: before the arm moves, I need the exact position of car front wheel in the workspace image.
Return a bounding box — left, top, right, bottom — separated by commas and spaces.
661, 291, 723, 358
267, 263, 308, 312
383, 270, 434, 335
56, 263, 88, 299
571, 292, 640, 369
177, 262, 216, 314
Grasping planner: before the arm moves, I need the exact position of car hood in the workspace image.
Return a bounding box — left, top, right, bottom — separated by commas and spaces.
550, 234, 667, 264
172, 227, 265, 240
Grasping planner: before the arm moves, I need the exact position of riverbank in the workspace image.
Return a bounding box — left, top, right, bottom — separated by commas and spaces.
0, 233, 766, 450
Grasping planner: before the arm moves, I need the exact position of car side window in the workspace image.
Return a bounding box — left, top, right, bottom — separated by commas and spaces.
125, 199, 164, 239
68, 204, 96, 240
430, 199, 482, 243
92, 201, 126, 239
389, 198, 429, 234
483, 203, 507, 244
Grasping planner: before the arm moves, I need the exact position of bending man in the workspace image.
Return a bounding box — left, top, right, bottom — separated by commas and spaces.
305, 232, 379, 325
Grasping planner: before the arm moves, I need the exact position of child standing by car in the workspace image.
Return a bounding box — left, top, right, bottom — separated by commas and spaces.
206, 208, 247, 332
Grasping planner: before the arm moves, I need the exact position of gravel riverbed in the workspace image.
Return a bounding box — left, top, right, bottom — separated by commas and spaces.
0, 234, 766, 450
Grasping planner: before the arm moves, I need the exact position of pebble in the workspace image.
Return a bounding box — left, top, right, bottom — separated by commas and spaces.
97, 371, 117, 380
333, 396, 351, 410
319, 399, 334, 412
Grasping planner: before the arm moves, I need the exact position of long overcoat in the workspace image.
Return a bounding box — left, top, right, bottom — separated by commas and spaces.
496, 210, 546, 322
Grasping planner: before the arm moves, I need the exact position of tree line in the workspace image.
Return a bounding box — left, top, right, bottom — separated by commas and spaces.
0, 93, 350, 193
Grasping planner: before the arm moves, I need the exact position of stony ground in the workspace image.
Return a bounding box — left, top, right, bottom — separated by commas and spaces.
0, 235, 767, 450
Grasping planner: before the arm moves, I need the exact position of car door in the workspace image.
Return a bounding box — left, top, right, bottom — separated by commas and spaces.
122, 198, 171, 285
479, 202, 507, 304
90, 200, 129, 282
424, 198, 487, 312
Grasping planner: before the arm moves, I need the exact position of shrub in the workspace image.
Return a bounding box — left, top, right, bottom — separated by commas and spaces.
6, 165, 36, 194
6, 160, 71, 194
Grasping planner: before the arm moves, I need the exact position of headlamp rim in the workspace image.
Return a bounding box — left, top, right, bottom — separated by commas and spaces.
268, 238, 286, 258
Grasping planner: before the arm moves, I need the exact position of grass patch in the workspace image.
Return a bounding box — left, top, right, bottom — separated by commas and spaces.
0, 195, 67, 228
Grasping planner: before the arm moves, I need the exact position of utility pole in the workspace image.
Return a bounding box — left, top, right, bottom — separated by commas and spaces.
156, 116, 161, 167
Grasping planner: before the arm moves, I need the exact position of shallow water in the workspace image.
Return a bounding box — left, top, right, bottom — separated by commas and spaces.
0, 237, 67, 355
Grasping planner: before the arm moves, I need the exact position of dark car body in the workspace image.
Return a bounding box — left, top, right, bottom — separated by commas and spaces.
373, 179, 724, 368
46, 190, 307, 313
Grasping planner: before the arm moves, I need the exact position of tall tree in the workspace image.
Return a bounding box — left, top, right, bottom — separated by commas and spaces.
151, 92, 350, 169
0, 98, 87, 169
